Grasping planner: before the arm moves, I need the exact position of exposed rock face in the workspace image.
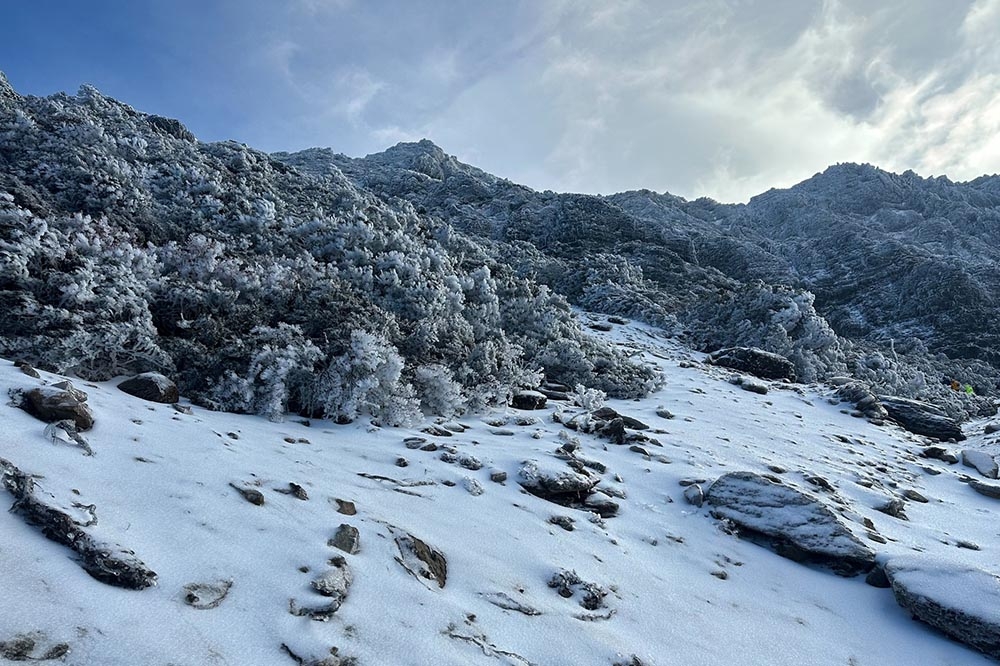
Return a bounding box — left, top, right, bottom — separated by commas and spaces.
879, 396, 965, 441
118, 372, 179, 404
886, 557, 1000, 660
705, 471, 875, 576
19, 386, 95, 430
708, 347, 796, 381
511, 390, 547, 410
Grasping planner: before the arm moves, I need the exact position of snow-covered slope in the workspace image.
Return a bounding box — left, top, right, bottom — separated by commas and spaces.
4, 316, 1000, 665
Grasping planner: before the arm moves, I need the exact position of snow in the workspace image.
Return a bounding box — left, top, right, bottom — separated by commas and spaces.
2, 318, 999, 665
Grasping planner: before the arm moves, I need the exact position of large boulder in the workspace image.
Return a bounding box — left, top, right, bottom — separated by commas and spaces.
885, 557, 1000, 660
118, 373, 179, 404
705, 471, 875, 576
518, 459, 601, 503
511, 390, 547, 410
708, 347, 796, 382
19, 386, 95, 431
879, 396, 965, 441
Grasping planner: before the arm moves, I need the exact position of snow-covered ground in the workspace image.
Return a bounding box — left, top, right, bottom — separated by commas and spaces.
3, 318, 999, 666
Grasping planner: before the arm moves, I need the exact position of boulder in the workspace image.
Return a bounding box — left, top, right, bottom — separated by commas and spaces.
968, 479, 1000, 500
962, 449, 999, 479
708, 347, 796, 381
986, 423, 1000, 435
118, 373, 179, 404
879, 396, 965, 441
19, 386, 95, 430
591, 407, 649, 430
511, 390, 547, 410
328, 524, 361, 554
705, 471, 875, 576
518, 459, 601, 505
885, 557, 1000, 660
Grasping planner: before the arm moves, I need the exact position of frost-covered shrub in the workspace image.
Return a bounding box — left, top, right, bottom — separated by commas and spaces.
413, 364, 465, 418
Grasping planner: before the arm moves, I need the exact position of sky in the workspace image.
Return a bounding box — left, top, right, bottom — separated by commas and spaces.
2, 0, 999, 202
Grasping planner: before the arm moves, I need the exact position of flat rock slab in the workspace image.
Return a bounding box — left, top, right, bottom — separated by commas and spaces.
963, 449, 999, 479
879, 396, 965, 441
886, 557, 1000, 660
705, 471, 875, 576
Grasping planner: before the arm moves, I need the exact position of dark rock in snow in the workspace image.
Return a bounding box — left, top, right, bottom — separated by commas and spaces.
183, 580, 233, 609
390, 526, 447, 588
886, 557, 1000, 661
329, 524, 361, 554
865, 565, 891, 588
19, 386, 95, 431
683, 484, 704, 507
0, 457, 157, 589
334, 499, 357, 516
708, 347, 796, 381
229, 483, 264, 506
921, 446, 959, 464
117, 372, 179, 404
15, 361, 40, 378
511, 390, 547, 410
879, 396, 965, 441
705, 471, 875, 576
986, 423, 1000, 435
489, 470, 508, 484
519, 460, 601, 503
592, 407, 649, 430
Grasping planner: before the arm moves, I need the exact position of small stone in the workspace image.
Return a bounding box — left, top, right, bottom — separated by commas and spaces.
903, 489, 929, 503
404, 437, 426, 449
15, 361, 40, 378
329, 524, 361, 554
489, 470, 508, 484
230, 483, 264, 506
118, 372, 179, 403
683, 484, 704, 507
711, 570, 728, 580
464, 477, 485, 496
549, 515, 575, 531
876, 499, 908, 520
334, 499, 357, 515
655, 407, 675, 420
420, 443, 438, 452
395, 457, 409, 468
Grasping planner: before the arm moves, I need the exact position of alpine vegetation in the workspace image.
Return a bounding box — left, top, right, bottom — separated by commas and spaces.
0, 73, 659, 423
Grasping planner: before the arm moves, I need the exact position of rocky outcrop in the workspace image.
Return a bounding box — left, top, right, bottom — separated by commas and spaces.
118, 372, 179, 404
879, 396, 965, 441
705, 471, 875, 576
18, 385, 95, 430
708, 347, 796, 382
886, 557, 1000, 660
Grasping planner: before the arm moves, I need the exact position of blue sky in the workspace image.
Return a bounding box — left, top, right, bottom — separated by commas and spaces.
3, 0, 999, 202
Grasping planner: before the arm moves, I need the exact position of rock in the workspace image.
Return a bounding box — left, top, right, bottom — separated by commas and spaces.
655, 406, 675, 420
903, 489, 929, 503
463, 477, 485, 496
518, 460, 601, 504
334, 499, 356, 515
312, 560, 353, 599
229, 483, 264, 506
865, 565, 891, 588
117, 373, 179, 403
885, 557, 1000, 661
739, 378, 769, 395
489, 470, 508, 484
705, 471, 875, 576
19, 387, 95, 430
422, 424, 453, 437
15, 361, 40, 378
183, 580, 233, 609
403, 436, 426, 449
547, 569, 608, 610
390, 527, 447, 588
549, 515, 575, 531
876, 498, 908, 520
395, 457, 409, 468
511, 390, 547, 410
483, 592, 542, 616
582, 497, 620, 518
600, 418, 627, 445
836, 382, 889, 419
592, 407, 649, 430
968, 479, 1000, 500
963, 449, 999, 479
329, 524, 361, 554
708, 347, 796, 381
274, 482, 309, 500
986, 423, 1000, 435
0, 457, 157, 589
879, 395, 965, 441
683, 484, 704, 507
921, 446, 959, 464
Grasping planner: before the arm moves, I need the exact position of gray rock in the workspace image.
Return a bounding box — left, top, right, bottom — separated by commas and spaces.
879, 396, 965, 441
886, 557, 1000, 660
15, 361, 40, 378
549, 515, 575, 531
117, 372, 179, 404
19, 386, 95, 431
683, 484, 704, 507
921, 446, 959, 464
334, 499, 356, 515
518, 460, 601, 502
963, 449, 999, 479
708, 347, 796, 381
705, 471, 875, 576
229, 483, 264, 506
968, 479, 1000, 500
489, 470, 508, 484
329, 524, 361, 554
591, 407, 649, 430
986, 423, 1000, 435
183, 580, 233, 609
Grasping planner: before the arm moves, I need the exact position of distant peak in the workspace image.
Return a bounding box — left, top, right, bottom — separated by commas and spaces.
0, 70, 20, 103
